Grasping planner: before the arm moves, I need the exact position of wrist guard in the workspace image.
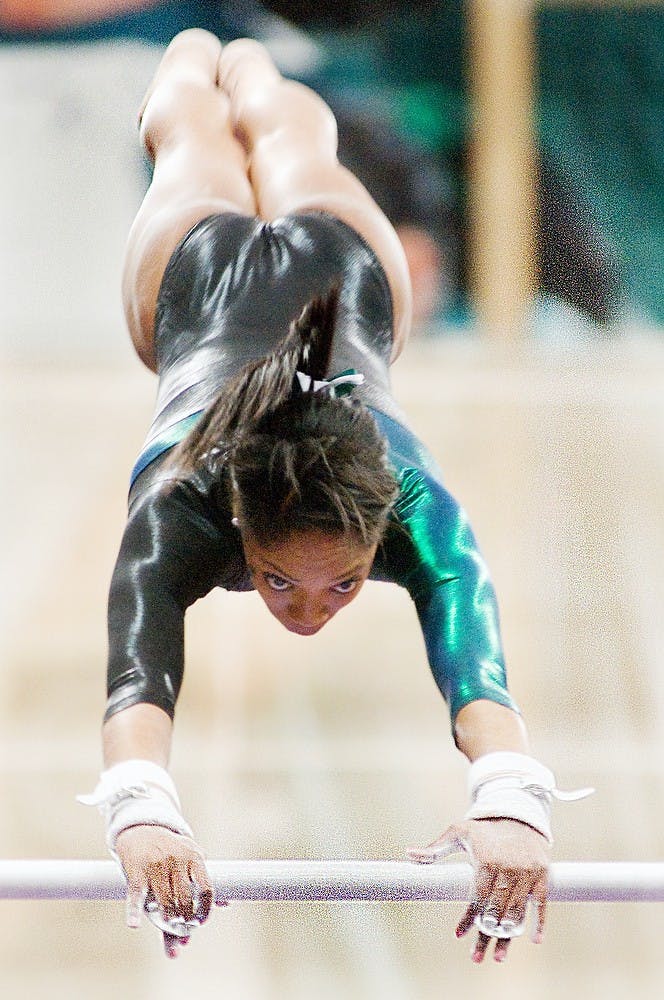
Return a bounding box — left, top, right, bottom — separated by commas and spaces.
464, 751, 594, 845
78, 759, 193, 857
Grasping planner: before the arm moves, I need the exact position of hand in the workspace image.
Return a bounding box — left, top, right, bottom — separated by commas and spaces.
115, 825, 217, 958
407, 818, 549, 963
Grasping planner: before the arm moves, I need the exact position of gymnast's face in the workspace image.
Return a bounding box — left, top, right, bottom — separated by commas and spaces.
242, 529, 377, 636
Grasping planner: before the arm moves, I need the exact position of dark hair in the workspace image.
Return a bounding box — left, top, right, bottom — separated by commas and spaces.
170, 285, 398, 546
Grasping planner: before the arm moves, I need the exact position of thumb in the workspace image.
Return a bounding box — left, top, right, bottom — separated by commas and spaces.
126, 882, 148, 929
406, 824, 470, 864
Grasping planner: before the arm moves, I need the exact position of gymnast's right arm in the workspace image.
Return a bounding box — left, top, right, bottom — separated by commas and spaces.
92, 480, 228, 955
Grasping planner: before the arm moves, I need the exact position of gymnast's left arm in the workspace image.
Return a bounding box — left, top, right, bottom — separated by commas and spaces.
384, 466, 579, 962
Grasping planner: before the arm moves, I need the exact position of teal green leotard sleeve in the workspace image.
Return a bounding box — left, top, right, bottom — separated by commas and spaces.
369, 409, 518, 726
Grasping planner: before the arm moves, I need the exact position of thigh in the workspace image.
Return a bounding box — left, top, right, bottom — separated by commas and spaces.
123, 80, 256, 370
237, 80, 412, 360
259, 155, 413, 361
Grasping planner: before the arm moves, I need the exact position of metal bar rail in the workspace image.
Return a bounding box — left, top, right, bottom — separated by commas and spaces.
1, 861, 663, 903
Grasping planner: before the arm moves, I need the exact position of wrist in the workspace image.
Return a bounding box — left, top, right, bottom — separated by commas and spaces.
78, 759, 193, 856
464, 751, 594, 846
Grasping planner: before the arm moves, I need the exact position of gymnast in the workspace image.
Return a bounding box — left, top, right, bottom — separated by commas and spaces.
80, 28, 578, 963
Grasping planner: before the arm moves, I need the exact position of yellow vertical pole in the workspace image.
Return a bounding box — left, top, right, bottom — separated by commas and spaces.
466, 0, 538, 338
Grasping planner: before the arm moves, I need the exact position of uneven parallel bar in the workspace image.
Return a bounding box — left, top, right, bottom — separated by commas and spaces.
1, 861, 664, 903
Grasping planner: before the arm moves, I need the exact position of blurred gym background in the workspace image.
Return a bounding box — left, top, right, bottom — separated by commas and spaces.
1, 3, 663, 998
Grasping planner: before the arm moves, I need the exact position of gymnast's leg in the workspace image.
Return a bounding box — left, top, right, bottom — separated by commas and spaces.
217, 39, 413, 358
122, 29, 257, 371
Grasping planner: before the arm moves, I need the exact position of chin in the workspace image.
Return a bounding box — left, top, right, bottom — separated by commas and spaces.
284, 621, 325, 637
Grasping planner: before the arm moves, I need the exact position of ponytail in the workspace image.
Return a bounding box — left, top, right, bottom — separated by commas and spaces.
170, 283, 398, 545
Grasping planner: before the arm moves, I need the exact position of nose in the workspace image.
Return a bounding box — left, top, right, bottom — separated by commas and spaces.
287, 593, 329, 628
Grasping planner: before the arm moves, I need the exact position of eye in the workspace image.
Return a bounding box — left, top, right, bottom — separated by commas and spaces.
332, 579, 358, 595
264, 573, 292, 591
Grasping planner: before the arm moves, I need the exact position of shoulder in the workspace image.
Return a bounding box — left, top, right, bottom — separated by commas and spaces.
369, 407, 444, 484
121, 467, 249, 592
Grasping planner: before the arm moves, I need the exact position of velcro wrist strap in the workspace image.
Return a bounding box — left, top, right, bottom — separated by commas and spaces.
464, 752, 594, 846
465, 778, 554, 843
77, 759, 193, 853
104, 795, 194, 852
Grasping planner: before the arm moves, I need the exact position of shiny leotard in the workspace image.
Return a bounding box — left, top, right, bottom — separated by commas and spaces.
107, 212, 517, 727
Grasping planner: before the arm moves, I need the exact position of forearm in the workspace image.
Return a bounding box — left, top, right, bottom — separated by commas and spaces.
453, 700, 558, 850
103, 702, 174, 768
96, 704, 192, 851
454, 699, 530, 762
93, 702, 207, 952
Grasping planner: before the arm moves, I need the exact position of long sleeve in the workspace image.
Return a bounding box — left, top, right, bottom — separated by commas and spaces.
105, 477, 243, 720
370, 409, 518, 725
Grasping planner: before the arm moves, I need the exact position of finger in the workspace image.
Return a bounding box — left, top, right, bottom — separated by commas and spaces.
170, 865, 197, 922
454, 861, 493, 940
406, 825, 468, 864
473, 863, 496, 909
191, 879, 214, 923
471, 931, 491, 964
189, 858, 214, 923
493, 936, 511, 964
162, 851, 211, 924
162, 930, 181, 960
530, 873, 548, 943
148, 857, 191, 921
145, 859, 177, 915
470, 867, 520, 941
456, 860, 495, 940
500, 872, 533, 926
455, 902, 481, 939
125, 881, 148, 929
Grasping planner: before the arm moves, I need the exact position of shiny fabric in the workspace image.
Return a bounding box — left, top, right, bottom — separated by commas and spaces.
107, 211, 516, 727
370, 411, 515, 721
132, 210, 402, 494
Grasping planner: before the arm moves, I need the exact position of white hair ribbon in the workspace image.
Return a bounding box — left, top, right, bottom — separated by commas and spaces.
295, 368, 365, 398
